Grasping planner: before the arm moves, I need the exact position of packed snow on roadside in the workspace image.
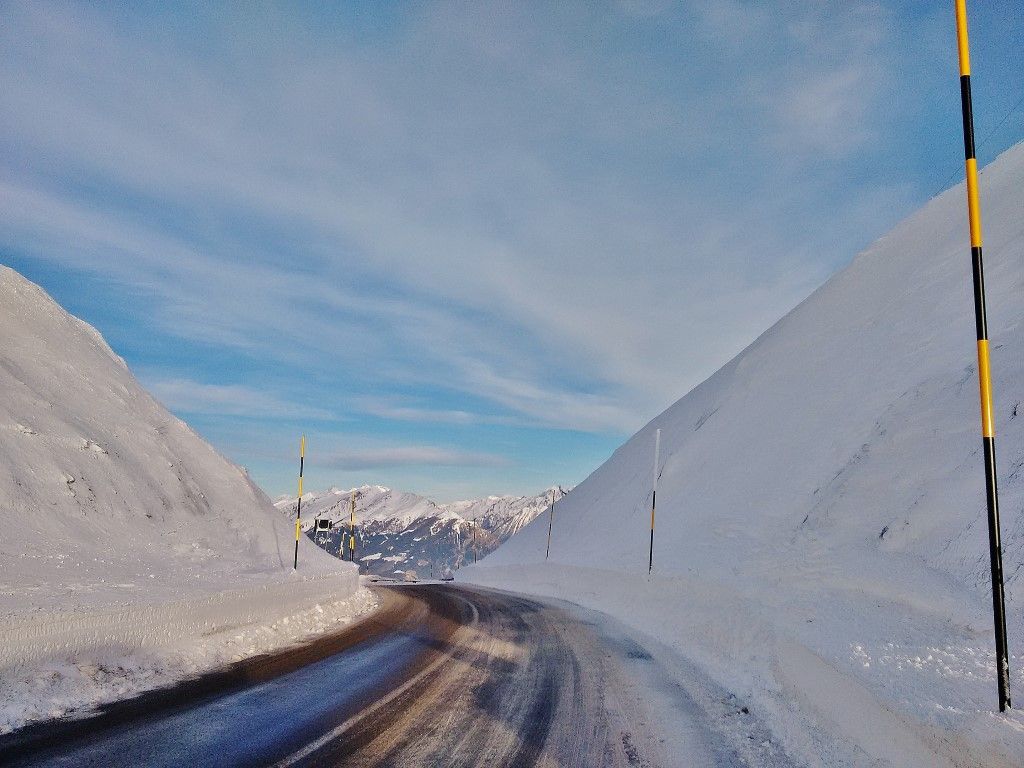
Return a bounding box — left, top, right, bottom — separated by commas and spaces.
465, 143, 1024, 767
0, 588, 377, 734
0, 266, 370, 733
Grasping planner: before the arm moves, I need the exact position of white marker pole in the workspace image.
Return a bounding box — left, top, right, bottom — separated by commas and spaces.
545, 488, 555, 560
649, 428, 660, 574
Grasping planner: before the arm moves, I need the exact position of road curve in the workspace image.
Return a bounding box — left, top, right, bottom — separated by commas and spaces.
1, 584, 667, 768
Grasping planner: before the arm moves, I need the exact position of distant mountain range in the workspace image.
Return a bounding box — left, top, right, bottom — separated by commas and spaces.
274, 485, 568, 578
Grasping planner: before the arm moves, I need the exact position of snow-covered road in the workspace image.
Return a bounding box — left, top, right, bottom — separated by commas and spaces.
0, 584, 786, 767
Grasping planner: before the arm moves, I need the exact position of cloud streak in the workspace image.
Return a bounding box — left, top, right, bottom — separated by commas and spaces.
145, 377, 335, 421
316, 446, 510, 471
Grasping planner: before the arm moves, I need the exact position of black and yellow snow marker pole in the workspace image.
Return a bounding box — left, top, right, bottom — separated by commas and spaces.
954, 0, 1010, 713
348, 492, 357, 565
545, 489, 555, 561
649, 429, 660, 575
294, 435, 305, 570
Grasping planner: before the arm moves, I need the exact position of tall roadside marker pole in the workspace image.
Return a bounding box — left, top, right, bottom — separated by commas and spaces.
649, 429, 660, 575
545, 489, 555, 560
349, 492, 357, 566
294, 435, 305, 570
954, 0, 1010, 712
338, 492, 352, 561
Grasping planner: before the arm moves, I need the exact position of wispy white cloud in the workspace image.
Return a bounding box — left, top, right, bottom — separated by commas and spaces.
317, 446, 510, 470
146, 377, 335, 421
354, 397, 513, 427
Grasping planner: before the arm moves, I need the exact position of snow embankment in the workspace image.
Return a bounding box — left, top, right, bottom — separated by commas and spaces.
0, 266, 370, 732
0, 264, 345, 600
1, 571, 361, 671
468, 566, 1022, 766
1, 577, 374, 732
466, 141, 1024, 766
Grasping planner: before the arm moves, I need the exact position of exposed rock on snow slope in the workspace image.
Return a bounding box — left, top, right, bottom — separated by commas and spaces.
275, 485, 566, 577
0, 266, 350, 613
468, 143, 1024, 764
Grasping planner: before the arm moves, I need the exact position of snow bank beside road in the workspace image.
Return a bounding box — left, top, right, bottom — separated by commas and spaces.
0, 266, 369, 733
0, 265, 342, 606
1, 570, 361, 670
467, 142, 1024, 765
464, 565, 1024, 766
0, 575, 375, 733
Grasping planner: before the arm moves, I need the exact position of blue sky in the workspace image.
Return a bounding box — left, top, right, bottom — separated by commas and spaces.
1, 1, 1022, 502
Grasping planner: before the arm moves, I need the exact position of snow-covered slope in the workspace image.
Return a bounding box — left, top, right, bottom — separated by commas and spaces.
0, 266, 342, 615
0, 267, 363, 732
275, 486, 566, 577
468, 144, 1024, 763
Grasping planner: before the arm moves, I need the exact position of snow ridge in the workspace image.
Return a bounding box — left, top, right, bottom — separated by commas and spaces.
0, 265, 341, 619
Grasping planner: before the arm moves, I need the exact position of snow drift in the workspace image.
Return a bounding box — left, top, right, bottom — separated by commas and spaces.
0, 265, 343, 613
0, 267, 360, 730
468, 143, 1024, 764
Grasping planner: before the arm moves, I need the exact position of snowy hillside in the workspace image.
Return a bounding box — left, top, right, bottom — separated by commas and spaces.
275, 486, 566, 577
468, 143, 1024, 764
0, 267, 361, 730
0, 266, 341, 617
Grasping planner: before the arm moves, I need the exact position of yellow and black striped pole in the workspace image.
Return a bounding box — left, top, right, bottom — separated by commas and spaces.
293, 435, 305, 570
649, 429, 660, 574
348, 492, 357, 565
954, 0, 1010, 712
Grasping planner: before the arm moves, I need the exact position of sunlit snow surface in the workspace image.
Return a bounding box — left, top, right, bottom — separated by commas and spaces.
468, 143, 1024, 766
0, 268, 361, 731
0, 589, 375, 733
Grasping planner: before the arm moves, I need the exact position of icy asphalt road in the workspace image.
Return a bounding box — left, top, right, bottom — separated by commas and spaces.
1, 584, 782, 767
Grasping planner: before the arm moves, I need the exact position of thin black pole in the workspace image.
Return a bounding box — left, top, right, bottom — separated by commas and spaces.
954, 0, 1010, 712
545, 489, 555, 560
293, 435, 305, 570
649, 429, 660, 575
